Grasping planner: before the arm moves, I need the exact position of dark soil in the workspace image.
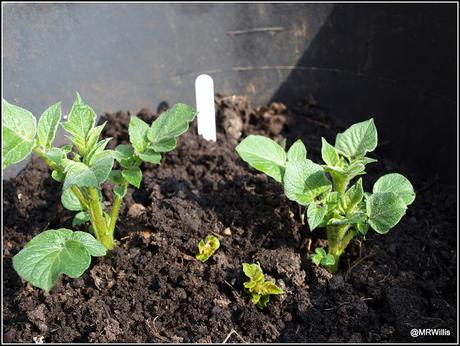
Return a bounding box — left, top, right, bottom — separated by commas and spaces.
3, 95, 457, 343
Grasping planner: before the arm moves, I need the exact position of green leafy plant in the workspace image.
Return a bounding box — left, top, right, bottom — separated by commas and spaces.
242, 262, 284, 308
236, 119, 415, 273
2, 94, 196, 290
195, 234, 220, 262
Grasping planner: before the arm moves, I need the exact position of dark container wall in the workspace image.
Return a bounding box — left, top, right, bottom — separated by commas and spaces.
2, 3, 457, 186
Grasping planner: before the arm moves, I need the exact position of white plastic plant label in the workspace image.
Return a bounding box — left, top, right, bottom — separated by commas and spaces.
195, 74, 216, 141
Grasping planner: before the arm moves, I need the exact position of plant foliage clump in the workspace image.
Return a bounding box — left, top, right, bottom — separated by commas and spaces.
236, 119, 415, 273
2, 94, 196, 290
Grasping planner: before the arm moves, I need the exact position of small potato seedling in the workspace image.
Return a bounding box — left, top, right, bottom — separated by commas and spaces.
2, 94, 196, 290
243, 262, 284, 308
196, 235, 220, 262
236, 119, 415, 273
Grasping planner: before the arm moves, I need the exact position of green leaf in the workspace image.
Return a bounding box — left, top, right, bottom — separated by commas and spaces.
62, 162, 98, 191
236, 135, 287, 183
283, 159, 332, 205
366, 192, 407, 234
114, 144, 136, 168
84, 123, 106, 156
86, 138, 112, 165
195, 235, 220, 262
311, 248, 327, 266
108, 170, 124, 185
122, 167, 142, 188
261, 281, 284, 295
61, 95, 96, 141
286, 139, 307, 162
129, 116, 150, 153
335, 119, 378, 159
44, 147, 66, 166
90, 152, 114, 184
344, 178, 364, 210
138, 150, 162, 164
307, 203, 327, 231
72, 211, 90, 227
315, 247, 327, 257
113, 185, 127, 199
242, 262, 264, 283
61, 188, 83, 211
12, 228, 106, 291
373, 173, 415, 206
51, 170, 65, 182
321, 138, 339, 166
321, 254, 335, 266
37, 102, 61, 149
150, 138, 176, 153
2, 99, 37, 169
357, 222, 369, 236
147, 103, 197, 147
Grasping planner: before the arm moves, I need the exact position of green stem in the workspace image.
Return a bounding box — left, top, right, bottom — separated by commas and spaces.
333, 175, 350, 195
107, 181, 128, 237
88, 187, 115, 250
326, 224, 351, 273
33, 147, 60, 171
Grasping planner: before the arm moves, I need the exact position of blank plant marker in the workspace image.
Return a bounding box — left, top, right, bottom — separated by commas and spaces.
195, 74, 216, 141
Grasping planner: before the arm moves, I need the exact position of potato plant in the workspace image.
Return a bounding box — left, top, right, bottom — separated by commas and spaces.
2, 94, 196, 290
236, 119, 415, 273
243, 262, 284, 308
196, 235, 220, 262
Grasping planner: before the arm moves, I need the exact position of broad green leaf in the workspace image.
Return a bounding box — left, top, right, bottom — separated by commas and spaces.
138, 150, 162, 164
344, 178, 364, 210
328, 213, 367, 226
284, 159, 331, 205
108, 170, 124, 185
258, 295, 271, 308
12, 228, 106, 291
61, 188, 83, 211
72, 211, 90, 227
150, 138, 176, 153
2, 99, 37, 169
129, 116, 150, 153
114, 144, 136, 168
236, 135, 286, 183
335, 119, 377, 159
61, 95, 96, 140
62, 162, 98, 191
37, 102, 61, 149
250, 294, 261, 305
315, 247, 327, 257
242, 262, 264, 283
345, 161, 366, 177
307, 203, 327, 231
321, 138, 339, 166
147, 103, 197, 146
286, 139, 307, 162
113, 185, 127, 199
311, 248, 327, 266
90, 152, 114, 184
373, 173, 415, 206
122, 167, 142, 188
366, 192, 407, 234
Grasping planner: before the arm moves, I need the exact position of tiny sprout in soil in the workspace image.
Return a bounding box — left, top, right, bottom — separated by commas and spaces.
236, 119, 415, 273
2, 94, 196, 290
243, 262, 284, 308
196, 235, 220, 262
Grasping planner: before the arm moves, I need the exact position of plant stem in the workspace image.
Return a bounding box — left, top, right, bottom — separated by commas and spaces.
333, 176, 349, 195
107, 181, 128, 237
326, 224, 351, 273
88, 187, 115, 250
33, 147, 60, 171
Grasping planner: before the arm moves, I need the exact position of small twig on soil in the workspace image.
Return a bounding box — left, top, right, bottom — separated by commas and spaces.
306, 238, 312, 253
345, 251, 376, 281
222, 329, 247, 343
224, 280, 241, 299
145, 316, 170, 342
